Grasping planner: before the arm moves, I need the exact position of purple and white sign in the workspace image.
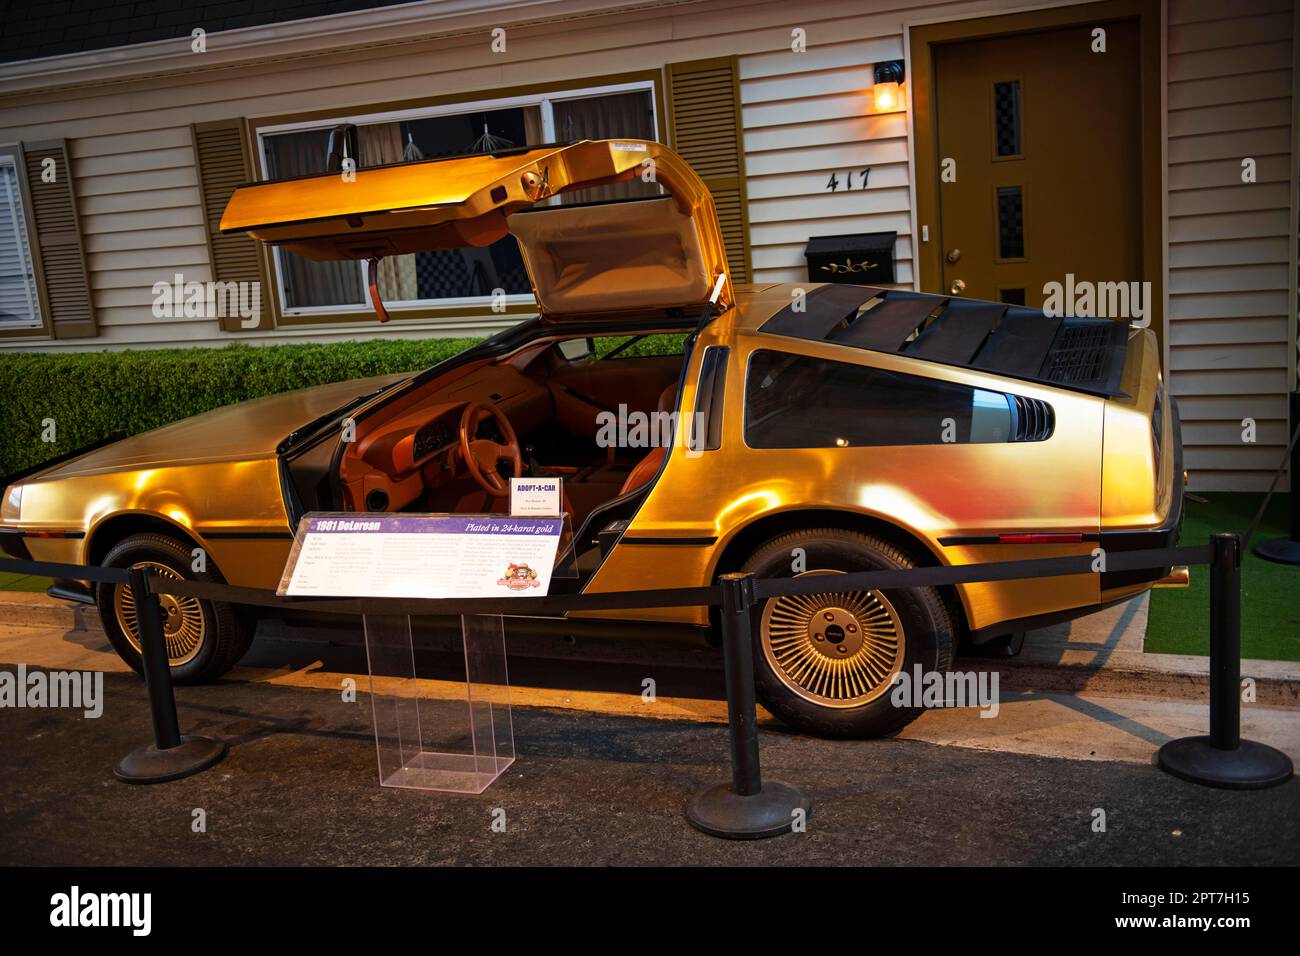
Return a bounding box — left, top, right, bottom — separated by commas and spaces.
278, 513, 564, 599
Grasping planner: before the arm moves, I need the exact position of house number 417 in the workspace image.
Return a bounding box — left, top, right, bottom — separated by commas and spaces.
826, 168, 870, 191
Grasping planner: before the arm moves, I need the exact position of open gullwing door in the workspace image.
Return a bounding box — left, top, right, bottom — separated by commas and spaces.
220, 139, 732, 322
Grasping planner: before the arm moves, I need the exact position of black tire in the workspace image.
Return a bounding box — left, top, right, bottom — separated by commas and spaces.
95, 532, 252, 684
740, 528, 956, 739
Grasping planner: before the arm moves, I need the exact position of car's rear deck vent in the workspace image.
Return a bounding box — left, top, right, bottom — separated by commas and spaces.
1011, 395, 1055, 442
1041, 324, 1111, 384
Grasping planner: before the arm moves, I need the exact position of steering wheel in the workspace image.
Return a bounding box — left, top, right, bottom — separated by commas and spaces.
458, 401, 523, 497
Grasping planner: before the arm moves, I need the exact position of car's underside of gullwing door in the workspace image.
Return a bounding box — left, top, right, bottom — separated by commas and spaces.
219, 138, 734, 324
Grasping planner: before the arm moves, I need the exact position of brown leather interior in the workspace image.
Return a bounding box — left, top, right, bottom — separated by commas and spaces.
619, 447, 668, 497
616, 383, 677, 496
547, 352, 682, 441
336, 338, 683, 529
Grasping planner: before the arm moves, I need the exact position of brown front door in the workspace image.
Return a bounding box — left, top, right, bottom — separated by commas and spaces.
933, 19, 1142, 310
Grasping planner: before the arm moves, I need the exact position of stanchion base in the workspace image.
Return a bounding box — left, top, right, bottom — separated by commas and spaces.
113, 735, 227, 785
1253, 536, 1300, 565
1157, 736, 1293, 790
686, 780, 811, 839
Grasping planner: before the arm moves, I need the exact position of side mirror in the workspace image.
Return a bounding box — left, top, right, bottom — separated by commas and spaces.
557, 337, 596, 362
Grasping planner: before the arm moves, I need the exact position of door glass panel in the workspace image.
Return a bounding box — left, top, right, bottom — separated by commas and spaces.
996, 186, 1025, 259
993, 80, 1022, 157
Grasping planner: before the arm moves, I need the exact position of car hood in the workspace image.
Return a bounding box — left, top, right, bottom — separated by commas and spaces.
30, 373, 408, 479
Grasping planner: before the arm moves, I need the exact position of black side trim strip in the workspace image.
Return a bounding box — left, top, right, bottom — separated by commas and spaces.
620, 536, 718, 546
200, 531, 295, 540
5, 529, 86, 540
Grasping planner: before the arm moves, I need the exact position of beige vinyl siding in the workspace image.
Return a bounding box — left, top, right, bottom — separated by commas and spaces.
740, 35, 914, 286
0, 0, 1286, 492
0, 0, 1057, 352
1167, 0, 1296, 492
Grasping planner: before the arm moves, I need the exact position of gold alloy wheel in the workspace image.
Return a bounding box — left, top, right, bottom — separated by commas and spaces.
114, 561, 206, 666
760, 569, 905, 708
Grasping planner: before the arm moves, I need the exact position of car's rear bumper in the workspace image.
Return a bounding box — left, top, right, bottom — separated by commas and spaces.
1098, 397, 1184, 591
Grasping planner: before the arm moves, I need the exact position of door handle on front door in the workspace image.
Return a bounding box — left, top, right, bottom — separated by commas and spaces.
950, 279, 966, 295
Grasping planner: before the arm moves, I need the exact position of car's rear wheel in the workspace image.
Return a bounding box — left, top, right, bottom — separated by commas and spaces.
740, 528, 956, 738
96, 533, 252, 684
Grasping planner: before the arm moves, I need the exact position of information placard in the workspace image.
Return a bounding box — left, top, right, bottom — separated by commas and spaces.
277, 513, 564, 599
509, 476, 563, 516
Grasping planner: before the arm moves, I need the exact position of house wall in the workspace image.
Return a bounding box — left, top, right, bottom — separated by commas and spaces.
1165, 0, 1297, 491
0, 0, 1295, 492
0, 0, 1045, 355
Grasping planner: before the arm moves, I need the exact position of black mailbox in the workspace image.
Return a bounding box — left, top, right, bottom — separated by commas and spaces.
804, 231, 896, 284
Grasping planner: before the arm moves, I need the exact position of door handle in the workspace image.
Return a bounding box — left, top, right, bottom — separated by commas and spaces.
950, 279, 966, 295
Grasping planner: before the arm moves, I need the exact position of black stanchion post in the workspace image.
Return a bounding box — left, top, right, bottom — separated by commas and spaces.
113, 568, 227, 784
1156, 533, 1293, 789
1254, 390, 1300, 564
686, 572, 811, 838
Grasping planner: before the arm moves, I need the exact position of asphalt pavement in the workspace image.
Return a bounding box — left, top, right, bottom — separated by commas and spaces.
1, 665, 1297, 866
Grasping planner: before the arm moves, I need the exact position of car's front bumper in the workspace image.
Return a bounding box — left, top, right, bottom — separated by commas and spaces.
0, 527, 32, 561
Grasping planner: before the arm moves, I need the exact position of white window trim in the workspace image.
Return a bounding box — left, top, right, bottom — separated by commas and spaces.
0, 154, 42, 331
254, 80, 659, 320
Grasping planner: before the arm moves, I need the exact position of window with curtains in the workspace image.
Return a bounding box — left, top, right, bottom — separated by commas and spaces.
257, 83, 658, 316
0, 156, 42, 330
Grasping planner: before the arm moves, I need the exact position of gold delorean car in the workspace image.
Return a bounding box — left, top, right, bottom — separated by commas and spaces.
0, 139, 1182, 738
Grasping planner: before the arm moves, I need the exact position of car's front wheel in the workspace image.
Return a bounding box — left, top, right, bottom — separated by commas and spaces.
96, 533, 252, 684
740, 528, 956, 738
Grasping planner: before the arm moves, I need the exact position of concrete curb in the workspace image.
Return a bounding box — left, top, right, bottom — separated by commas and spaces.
989, 654, 1300, 709
0, 591, 100, 631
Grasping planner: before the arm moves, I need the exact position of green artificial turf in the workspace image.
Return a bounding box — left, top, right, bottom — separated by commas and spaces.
1145, 493, 1300, 662
0, 571, 51, 593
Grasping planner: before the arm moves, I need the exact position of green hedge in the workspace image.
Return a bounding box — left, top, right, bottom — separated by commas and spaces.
0, 338, 481, 478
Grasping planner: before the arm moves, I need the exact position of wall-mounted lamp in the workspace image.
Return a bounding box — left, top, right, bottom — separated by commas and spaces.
872, 60, 905, 112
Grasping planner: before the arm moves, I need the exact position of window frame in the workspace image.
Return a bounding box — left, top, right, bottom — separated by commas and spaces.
0, 143, 52, 340
250, 75, 664, 326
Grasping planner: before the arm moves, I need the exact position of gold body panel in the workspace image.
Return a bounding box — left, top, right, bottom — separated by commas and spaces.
3, 293, 1174, 637
4, 138, 1175, 641
221, 138, 734, 321
575, 286, 1149, 632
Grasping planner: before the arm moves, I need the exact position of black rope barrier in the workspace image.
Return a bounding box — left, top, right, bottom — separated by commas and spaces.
1156, 533, 1293, 788
0, 541, 1211, 617
111, 567, 227, 784
686, 572, 810, 838
1249, 390, 1300, 564
1, 532, 1290, 817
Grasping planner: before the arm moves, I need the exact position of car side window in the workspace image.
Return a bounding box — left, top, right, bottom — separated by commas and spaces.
558, 333, 689, 363
744, 349, 1015, 448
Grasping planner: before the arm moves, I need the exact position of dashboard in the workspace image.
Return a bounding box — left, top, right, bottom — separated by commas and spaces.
410, 411, 459, 466
338, 360, 553, 512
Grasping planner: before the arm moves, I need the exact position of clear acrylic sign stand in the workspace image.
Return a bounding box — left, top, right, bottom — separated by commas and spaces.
364, 612, 514, 794
350, 512, 574, 795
